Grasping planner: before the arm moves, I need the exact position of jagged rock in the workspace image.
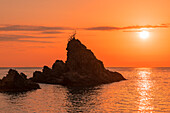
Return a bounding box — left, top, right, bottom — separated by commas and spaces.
31, 36, 126, 87
52, 60, 68, 74
20, 72, 27, 80
31, 71, 44, 82
0, 69, 40, 92
43, 66, 52, 74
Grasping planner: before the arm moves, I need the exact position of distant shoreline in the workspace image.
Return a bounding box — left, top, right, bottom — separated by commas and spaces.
0, 67, 42, 69
0, 67, 170, 69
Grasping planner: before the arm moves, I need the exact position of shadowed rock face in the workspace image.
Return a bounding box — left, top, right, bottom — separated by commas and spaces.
31, 37, 126, 87
0, 69, 40, 92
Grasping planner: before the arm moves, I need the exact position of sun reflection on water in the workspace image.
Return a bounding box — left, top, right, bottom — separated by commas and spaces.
137, 68, 154, 112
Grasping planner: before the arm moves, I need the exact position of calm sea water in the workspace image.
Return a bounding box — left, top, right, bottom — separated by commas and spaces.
0, 67, 169, 113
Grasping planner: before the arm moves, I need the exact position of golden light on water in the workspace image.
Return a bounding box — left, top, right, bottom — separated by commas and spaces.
137, 69, 154, 112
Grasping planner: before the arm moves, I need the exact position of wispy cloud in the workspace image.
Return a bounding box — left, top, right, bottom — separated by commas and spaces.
0, 24, 72, 31
17, 40, 53, 43
0, 24, 169, 44
1, 24, 169, 32
123, 29, 149, 32
41, 31, 64, 34
84, 26, 120, 30
0, 34, 55, 43
83, 24, 169, 31
0, 24, 69, 43
122, 25, 169, 29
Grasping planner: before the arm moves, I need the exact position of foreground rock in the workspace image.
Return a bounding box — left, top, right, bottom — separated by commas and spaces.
31, 35, 126, 87
0, 69, 40, 92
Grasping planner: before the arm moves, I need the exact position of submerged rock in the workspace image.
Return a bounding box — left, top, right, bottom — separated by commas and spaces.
31, 35, 126, 87
0, 69, 40, 92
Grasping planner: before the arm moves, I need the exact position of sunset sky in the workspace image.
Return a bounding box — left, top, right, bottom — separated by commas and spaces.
0, 0, 170, 67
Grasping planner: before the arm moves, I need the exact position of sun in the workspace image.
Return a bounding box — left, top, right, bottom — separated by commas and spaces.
139, 31, 150, 39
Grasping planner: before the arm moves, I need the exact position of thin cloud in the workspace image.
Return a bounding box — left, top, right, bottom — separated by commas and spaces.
123, 30, 145, 32
0, 24, 73, 31
18, 40, 53, 43
84, 26, 120, 30
161, 23, 170, 26
27, 45, 55, 48
0, 34, 55, 43
41, 31, 64, 34
0, 24, 169, 32
122, 25, 169, 29
84, 24, 169, 31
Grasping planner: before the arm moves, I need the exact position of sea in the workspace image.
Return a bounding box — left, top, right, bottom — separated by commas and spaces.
0, 67, 169, 113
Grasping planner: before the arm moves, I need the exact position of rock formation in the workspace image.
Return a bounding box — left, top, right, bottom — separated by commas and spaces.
0, 69, 40, 92
31, 35, 126, 87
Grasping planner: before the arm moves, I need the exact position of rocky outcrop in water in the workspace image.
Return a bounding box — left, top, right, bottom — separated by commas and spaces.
0, 69, 40, 92
31, 35, 126, 87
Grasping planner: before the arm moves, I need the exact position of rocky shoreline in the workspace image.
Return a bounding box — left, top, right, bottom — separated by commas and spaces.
0, 35, 126, 92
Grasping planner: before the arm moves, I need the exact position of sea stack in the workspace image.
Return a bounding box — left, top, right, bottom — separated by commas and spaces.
0, 69, 40, 92
31, 35, 126, 87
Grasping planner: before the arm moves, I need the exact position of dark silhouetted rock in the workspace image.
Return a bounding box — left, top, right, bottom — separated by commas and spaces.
31, 35, 126, 87
43, 66, 52, 74
20, 72, 27, 80
52, 60, 68, 73
0, 69, 40, 92
31, 71, 45, 83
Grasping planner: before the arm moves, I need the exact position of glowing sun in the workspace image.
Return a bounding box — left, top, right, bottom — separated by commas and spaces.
139, 31, 150, 39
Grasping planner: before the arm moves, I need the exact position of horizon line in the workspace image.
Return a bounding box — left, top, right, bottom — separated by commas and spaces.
0, 66, 170, 68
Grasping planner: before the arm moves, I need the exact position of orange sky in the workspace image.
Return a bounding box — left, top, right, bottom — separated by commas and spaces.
0, 0, 170, 67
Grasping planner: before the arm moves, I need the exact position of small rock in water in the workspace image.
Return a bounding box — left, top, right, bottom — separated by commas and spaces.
0, 69, 40, 92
